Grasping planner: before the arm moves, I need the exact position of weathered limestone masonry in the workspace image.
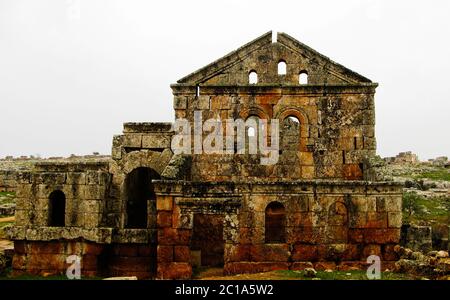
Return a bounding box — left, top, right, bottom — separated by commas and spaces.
0, 170, 19, 192
9, 32, 403, 279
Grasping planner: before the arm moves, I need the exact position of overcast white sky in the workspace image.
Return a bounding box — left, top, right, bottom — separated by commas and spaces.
0, 0, 449, 160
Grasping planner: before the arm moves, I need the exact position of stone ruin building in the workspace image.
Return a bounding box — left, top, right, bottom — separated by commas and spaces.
8, 32, 403, 279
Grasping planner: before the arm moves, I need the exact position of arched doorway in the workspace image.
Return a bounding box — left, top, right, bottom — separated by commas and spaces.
124, 167, 160, 229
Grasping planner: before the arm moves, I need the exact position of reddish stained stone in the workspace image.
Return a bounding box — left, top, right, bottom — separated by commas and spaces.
157, 262, 192, 279
288, 226, 324, 244
342, 164, 363, 180
158, 228, 191, 245
362, 244, 382, 257
238, 227, 253, 244
12, 254, 27, 270
174, 246, 190, 262
157, 245, 173, 263
13, 241, 26, 254
341, 244, 361, 261
337, 261, 369, 271
81, 254, 98, 271
348, 229, 364, 243
171, 205, 182, 228
364, 228, 400, 244
82, 242, 104, 255
249, 244, 290, 262
290, 262, 314, 270
26, 253, 66, 270
225, 244, 251, 262
292, 244, 319, 261
29, 241, 64, 254
224, 262, 289, 275
157, 211, 173, 228
313, 261, 336, 271
366, 212, 388, 228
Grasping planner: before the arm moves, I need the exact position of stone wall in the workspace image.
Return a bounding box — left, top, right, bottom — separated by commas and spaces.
13, 161, 111, 229
154, 180, 403, 276
0, 170, 19, 192
171, 32, 377, 182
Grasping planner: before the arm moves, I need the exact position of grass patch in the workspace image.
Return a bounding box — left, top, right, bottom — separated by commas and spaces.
414, 169, 450, 182
403, 192, 449, 225
0, 219, 14, 239
274, 270, 416, 280
0, 192, 15, 206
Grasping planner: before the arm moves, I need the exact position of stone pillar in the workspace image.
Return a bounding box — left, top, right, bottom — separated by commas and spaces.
156, 195, 192, 279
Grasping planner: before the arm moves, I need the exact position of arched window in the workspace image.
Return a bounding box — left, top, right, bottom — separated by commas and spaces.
249, 71, 258, 84
299, 71, 308, 84
125, 167, 160, 229
265, 202, 286, 243
281, 115, 301, 151
48, 190, 66, 227
277, 61, 287, 75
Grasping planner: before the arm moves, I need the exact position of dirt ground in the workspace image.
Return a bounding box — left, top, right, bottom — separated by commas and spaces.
0, 216, 14, 252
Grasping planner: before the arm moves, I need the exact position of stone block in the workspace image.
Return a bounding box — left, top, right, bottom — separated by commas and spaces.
197, 95, 210, 110
287, 212, 313, 227
142, 134, 172, 148
250, 244, 290, 262
210, 95, 230, 110
387, 212, 402, 228
157, 262, 192, 279
292, 244, 319, 261
301, 166, 315, 179
157, 211, 173, 228
362, 244, 381, 257
66, 172, 86, 185
174, 246, 190, 262
366, 212, 388, 228
173, 96, 187, 109
122, 134, 142, 148
224, 244, 251, 263
363, 137, 376, 150
157, 196, 173, 211
385, 196, 402, 212
364, 228, 400, 244
157, 245, 173, 263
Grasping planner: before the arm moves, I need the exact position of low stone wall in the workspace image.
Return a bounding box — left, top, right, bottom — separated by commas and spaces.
11, 241, 157, 279
0, 204, 15, 216
0, 170, 19, 192
400, 225, 433, 253
154, 180, 403, 277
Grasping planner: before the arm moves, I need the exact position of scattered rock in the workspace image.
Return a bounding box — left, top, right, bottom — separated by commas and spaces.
304, 268, 317, 278
436, 251, 449, 258
393, 246, 449, 278
103, 276, 138, 280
